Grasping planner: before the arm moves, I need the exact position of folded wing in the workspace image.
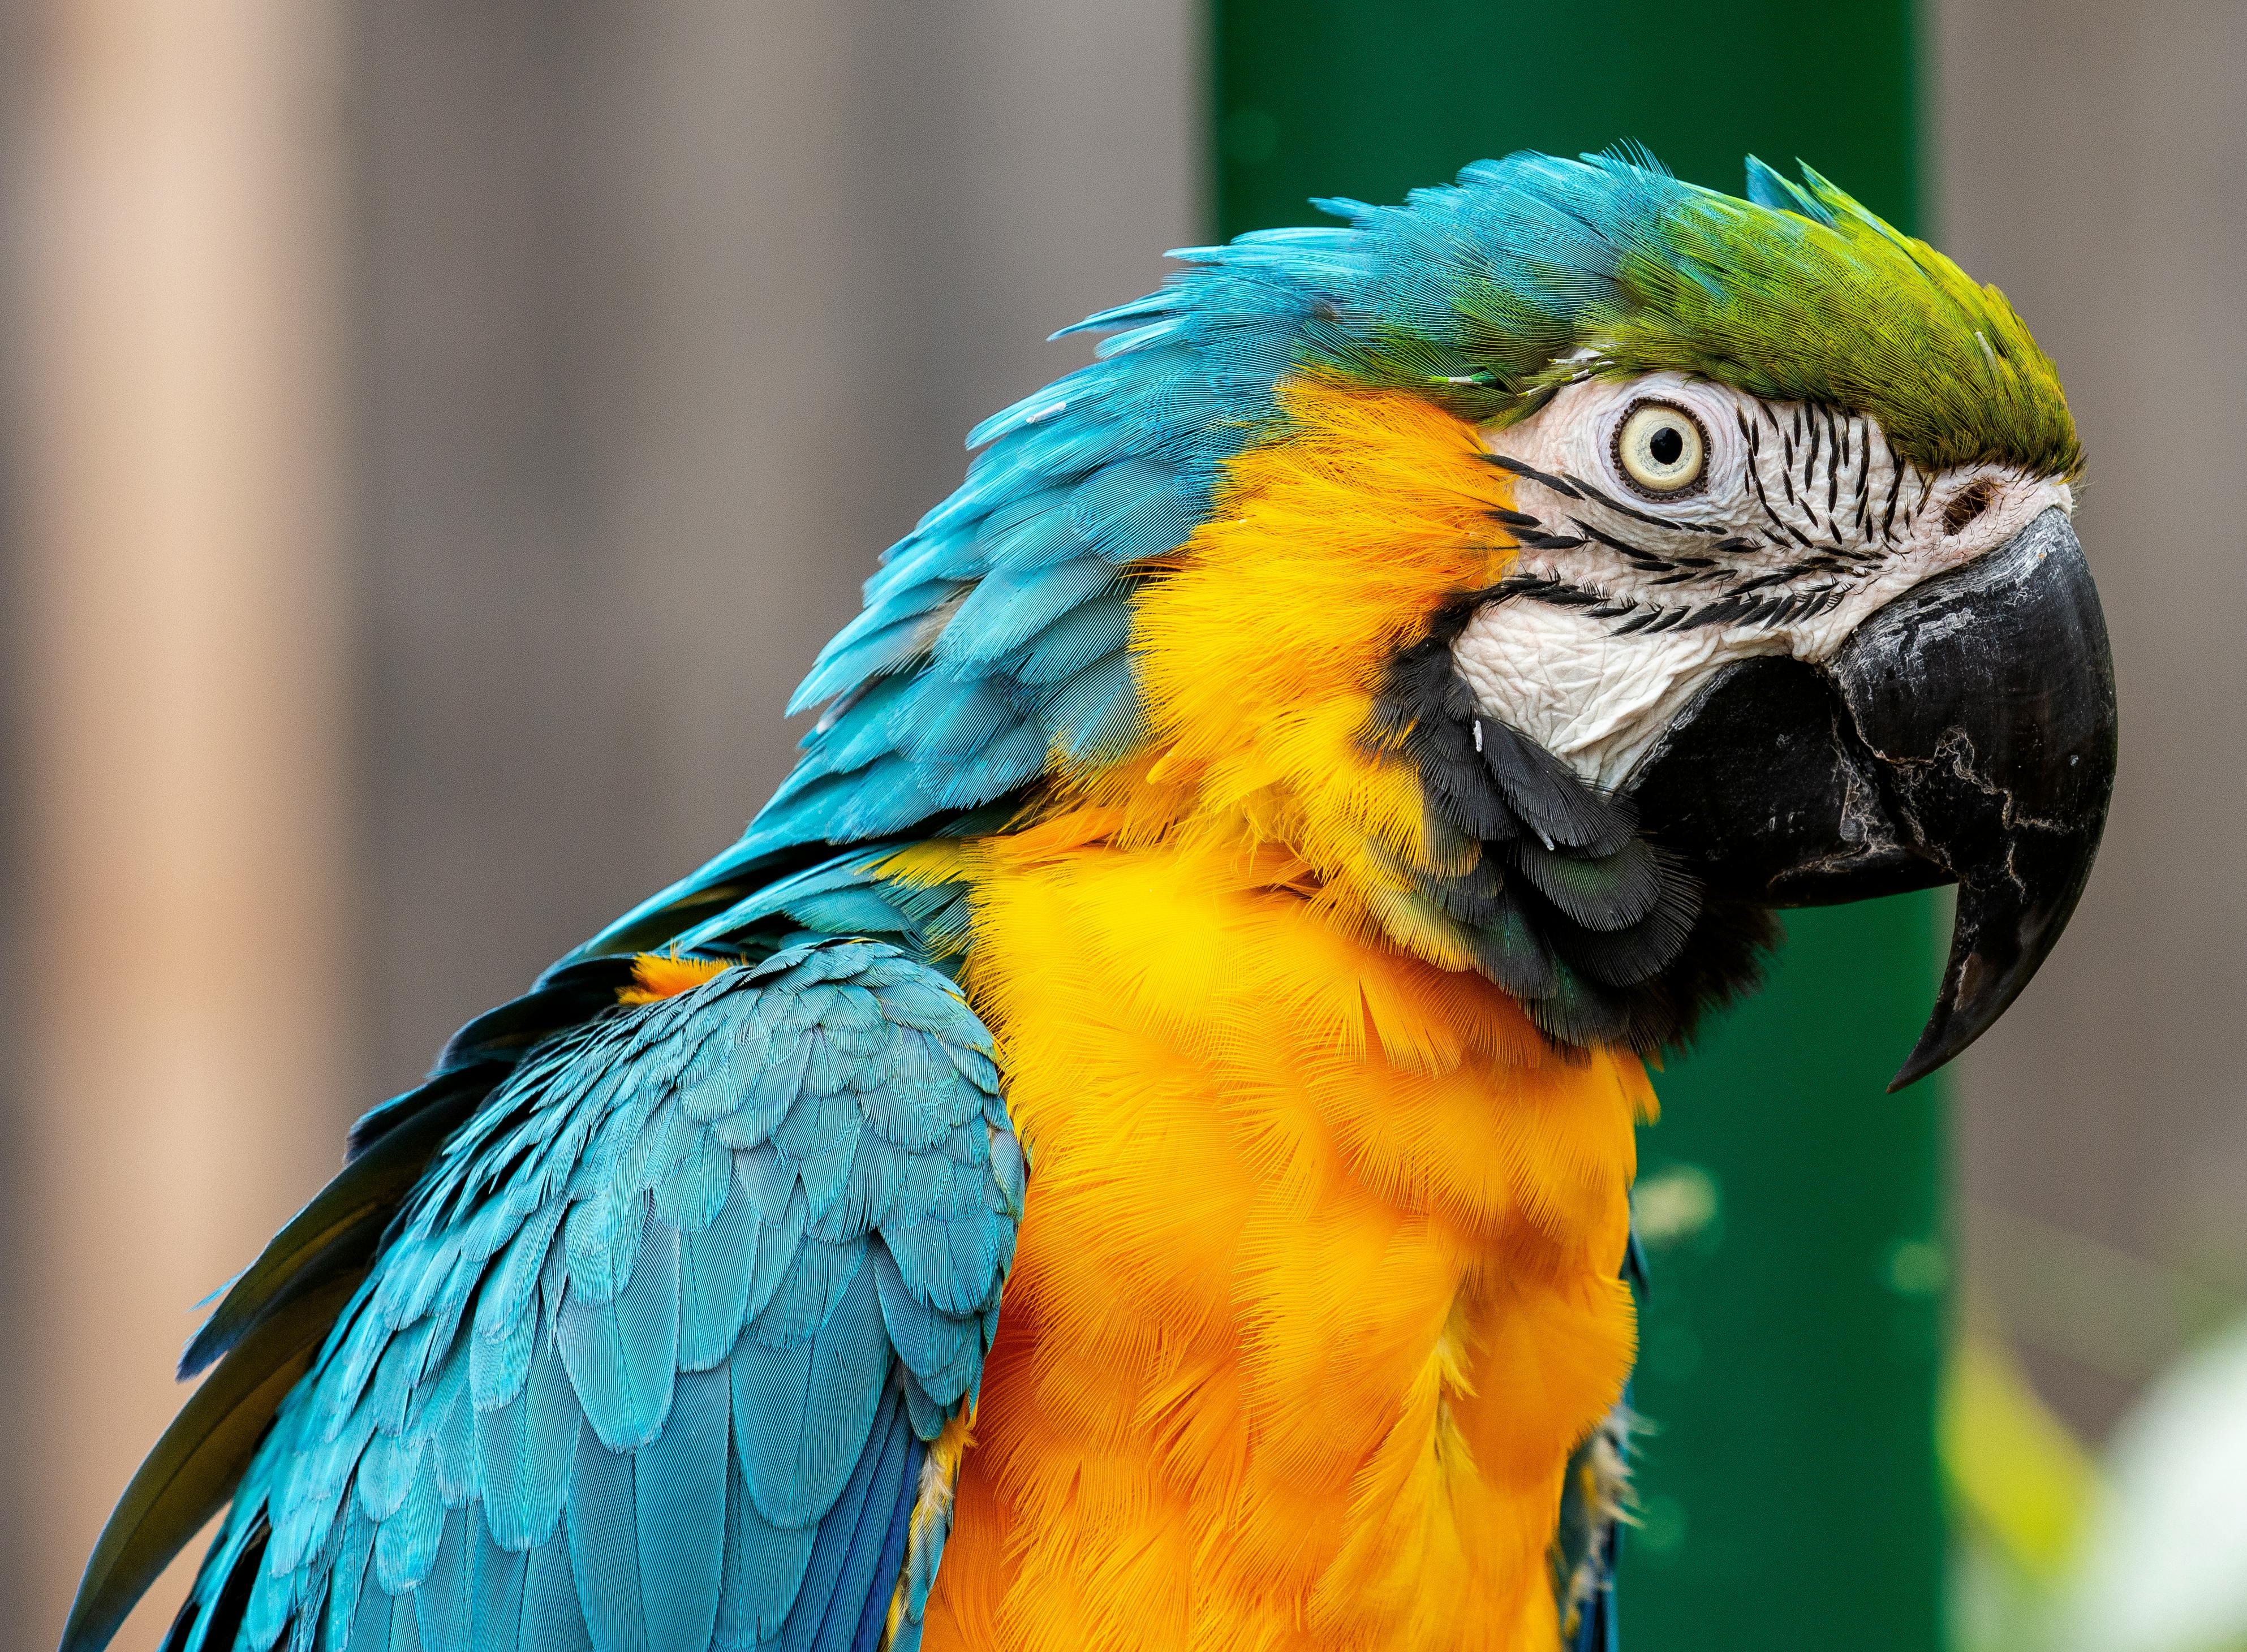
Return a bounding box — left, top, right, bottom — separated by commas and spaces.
67, 939, 1021, 1652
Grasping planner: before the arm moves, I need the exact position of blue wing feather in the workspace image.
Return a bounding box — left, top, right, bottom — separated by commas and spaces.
408, 1503, 470, 1652
716, 1453, 819, 1648
677, 1193, 760, 1373
512, 1537, 592, 1652
731, 1263, 891, 1529
555, 1215, 680, 1452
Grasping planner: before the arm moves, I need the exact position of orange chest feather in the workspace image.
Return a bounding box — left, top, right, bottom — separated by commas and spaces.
919, 836, 1651, 1652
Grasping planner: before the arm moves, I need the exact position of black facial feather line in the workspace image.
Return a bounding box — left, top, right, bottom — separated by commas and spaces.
1362, 613, 1772, 1053
1484, 497, 1854, 634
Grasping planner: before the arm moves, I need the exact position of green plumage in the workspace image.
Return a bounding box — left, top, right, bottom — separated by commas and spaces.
1570, 158, 2078, 476
1309, 150, 2080, 478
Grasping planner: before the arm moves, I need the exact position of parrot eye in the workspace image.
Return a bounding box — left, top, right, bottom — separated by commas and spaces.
1614, 400, 1708, 497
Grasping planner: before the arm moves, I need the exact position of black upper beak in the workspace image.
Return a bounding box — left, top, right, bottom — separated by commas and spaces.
1625, 507, 2117, 1090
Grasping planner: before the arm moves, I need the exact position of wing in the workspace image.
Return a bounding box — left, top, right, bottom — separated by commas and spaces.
70, 940, 1021, 1652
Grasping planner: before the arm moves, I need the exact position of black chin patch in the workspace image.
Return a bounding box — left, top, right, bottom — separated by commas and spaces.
1364, 609, 1774, 1053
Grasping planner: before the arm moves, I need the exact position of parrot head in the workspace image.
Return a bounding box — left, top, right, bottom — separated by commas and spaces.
644, 149, 2114, 1089
1299, 152, 2114, 1086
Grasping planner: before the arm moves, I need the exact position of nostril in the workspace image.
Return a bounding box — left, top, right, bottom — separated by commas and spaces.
1943, 478, 1997, 536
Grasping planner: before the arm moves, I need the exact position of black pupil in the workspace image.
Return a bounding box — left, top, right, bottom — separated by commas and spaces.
1649, 424, 1684, 466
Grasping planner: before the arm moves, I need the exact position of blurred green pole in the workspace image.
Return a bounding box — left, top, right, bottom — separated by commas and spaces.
1210, 7, 1947, 1648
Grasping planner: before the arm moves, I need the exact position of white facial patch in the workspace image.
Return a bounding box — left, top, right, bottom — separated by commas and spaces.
1450, 601, 1784, 791
1450, 372, 2072, 790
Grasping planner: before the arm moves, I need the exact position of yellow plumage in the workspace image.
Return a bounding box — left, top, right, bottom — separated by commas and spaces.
615, 951, 737, 1002
897, 382, 1654, 1650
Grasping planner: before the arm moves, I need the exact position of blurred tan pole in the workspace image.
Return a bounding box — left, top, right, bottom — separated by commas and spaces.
12, 0, 349, 1645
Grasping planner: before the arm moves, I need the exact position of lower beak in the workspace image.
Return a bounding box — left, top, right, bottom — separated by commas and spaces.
1626, 507, 2117, 1090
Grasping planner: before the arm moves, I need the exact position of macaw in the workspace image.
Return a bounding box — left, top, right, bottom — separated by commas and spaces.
62, 149, 2115, 1652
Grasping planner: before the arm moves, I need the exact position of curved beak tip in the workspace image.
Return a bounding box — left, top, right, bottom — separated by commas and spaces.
1887, 951, 1999, 1090
1888, 1031, 1960, 1094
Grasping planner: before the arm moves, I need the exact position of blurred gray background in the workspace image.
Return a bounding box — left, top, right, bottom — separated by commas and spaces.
1937, 0, 2247, 1437
1, 1, 2237, 1646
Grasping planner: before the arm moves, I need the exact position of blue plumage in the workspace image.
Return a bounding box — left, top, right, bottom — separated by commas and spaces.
140, 942, 1015, 1652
